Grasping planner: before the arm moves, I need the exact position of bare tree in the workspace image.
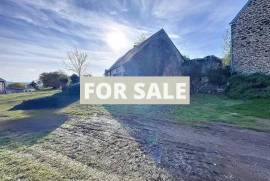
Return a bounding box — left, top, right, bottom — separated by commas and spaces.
64, 48, 88, 77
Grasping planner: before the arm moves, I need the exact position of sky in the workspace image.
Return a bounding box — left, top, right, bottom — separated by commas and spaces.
0, 0, 247, 82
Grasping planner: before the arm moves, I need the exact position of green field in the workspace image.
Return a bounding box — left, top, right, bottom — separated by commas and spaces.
173, 95, 270, 130
106, 95, 270, 132
1, 91, 270, 131
0, 91, 270, 180
0, 91, 118, 180
0, 90, 59, 121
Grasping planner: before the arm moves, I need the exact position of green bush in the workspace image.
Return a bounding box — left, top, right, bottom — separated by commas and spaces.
39, 71, 69, 89
226, 73, 270, 99
70, 74, 80, 84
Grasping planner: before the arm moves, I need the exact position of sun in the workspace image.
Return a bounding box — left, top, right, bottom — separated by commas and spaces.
106, 31, 129, 52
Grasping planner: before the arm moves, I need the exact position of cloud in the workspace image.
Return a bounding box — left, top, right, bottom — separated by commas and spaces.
0, 0, 247, 81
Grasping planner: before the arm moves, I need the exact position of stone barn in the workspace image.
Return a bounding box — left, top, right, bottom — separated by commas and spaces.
0, 78, 6, 94
231, 0, 270, 75
105, 29, 184, 76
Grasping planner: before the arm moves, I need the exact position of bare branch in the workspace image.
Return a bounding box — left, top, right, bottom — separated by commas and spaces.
64, 48, 89, 77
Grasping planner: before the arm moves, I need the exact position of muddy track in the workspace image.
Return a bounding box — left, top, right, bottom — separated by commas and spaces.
36, 112, 270, 181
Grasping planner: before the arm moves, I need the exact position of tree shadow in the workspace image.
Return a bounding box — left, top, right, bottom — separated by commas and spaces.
0, 111, 68, 147
104, 105, 168, 165
103, 105, 220, 180
1, 88, 79, 147
10, 91, 79, 111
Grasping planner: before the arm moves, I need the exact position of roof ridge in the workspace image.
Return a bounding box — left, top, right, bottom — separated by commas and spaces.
109, 29, 170, 70
137, 28, 167, 47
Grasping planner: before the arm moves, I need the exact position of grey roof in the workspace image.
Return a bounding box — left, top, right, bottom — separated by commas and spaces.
0, 78, 6, 82
231, 0, 253, 24
108, 29, 183, 70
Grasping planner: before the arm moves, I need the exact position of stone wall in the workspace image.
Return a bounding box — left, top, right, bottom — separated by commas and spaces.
231, 0, 270, 75
182, 56, 226, 94
182, 56, 223, 76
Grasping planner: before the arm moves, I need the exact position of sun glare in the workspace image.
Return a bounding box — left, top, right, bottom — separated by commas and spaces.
106, 31, 129, 52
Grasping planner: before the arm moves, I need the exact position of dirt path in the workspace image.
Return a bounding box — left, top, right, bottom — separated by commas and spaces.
117, 116, 270, 180
1, 106, 270, 180
34, 111, 270, 181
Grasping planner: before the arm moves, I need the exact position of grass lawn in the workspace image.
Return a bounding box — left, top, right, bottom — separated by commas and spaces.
105, 94, 270, 132
1, 91, 270, 131
0, 91, 114, 180
172, 95, 270, 131
0, 91, 270, 180
0, 90, 59, 121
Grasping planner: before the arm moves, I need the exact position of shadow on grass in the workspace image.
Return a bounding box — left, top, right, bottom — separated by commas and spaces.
104, 105, 171, 165
0, 111, 68, 147
10, 91, 79, 111
1, 86, 79, 147
103, 105, 222, 180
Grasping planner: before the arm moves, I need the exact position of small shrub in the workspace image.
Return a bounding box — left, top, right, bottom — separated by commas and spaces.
226, 73, 270, 99
70, 74, 80, 84
29, 81, 40, 90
